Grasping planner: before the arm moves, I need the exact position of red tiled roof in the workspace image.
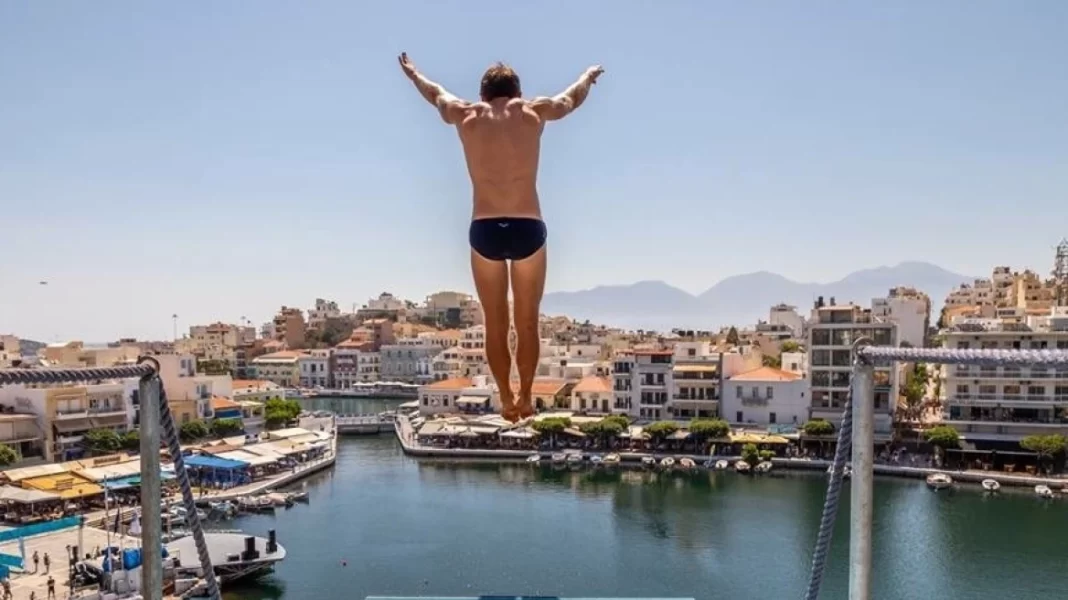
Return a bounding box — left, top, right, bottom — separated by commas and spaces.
730, 366, 803, 382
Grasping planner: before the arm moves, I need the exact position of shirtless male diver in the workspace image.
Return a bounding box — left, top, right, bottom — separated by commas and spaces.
399, 52, 604, 422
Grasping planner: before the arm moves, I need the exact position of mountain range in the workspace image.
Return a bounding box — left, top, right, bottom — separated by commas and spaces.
541, 261, 975, 331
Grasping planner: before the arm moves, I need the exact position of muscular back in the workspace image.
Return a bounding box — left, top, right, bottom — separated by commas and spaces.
456, 98, 544, 220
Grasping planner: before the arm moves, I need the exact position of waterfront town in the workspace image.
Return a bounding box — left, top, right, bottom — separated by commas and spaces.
0, 245, 1067, 595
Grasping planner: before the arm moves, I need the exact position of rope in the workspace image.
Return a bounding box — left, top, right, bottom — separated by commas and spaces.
857, 346, 1068, 366
158, 384, 221, 599
803, 387, 854, 600
0, 364, 155, 385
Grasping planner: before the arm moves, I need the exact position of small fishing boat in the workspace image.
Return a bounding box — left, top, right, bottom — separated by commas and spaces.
660, 457, 676, 469
603, 453, 621, 466
678, 458, 696, 470
551, 453, 567, 465
641, 456, 656, 468
734, 460, 751, 474
1035, 484, 1054, 499
981, 479, 1000, 493
926, 473, 953, 490
565, 453, 584, 465
526, 454, 541, 463
714, 459, 729, 471
827, 464, 852, 479
590, 455, 604, 467
287, 490, 310, 503
755, 461, 774, 474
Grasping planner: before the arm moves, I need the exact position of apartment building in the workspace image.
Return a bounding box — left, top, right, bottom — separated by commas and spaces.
333, 341, 379, 387
250, 351, 304, 387
570, 375, 613, 413
272, 306, 307, 349
611, 350, 673, 420
179, 322, 256, 363
42, 341, 140, 368
307, 298, 342, 328
379, 341, 437, 384
299, 349, 332, 388
431, 347, 465, 382
941, 308, 1068, 442
769, 304, 805, 338
807, 299, 897, 434
871, 287, 931, 348
1, 335, 20, 368
156, 353, 231, 425
723, 367, 808, 428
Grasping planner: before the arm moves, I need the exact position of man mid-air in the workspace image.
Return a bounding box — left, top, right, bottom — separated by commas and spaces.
399, 52, 604, 422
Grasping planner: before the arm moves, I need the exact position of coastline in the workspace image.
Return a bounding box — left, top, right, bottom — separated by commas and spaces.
392, 415, 1068, 490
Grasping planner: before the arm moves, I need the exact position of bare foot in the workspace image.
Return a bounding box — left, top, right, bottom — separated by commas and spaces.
516, 395, 535, 419
501, 397, 520, 423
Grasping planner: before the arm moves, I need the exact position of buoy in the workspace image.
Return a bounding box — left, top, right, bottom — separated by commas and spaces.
341, 560, 347, 567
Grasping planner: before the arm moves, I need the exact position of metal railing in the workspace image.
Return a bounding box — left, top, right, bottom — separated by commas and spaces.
0, 360, 220, 600
804, 342, 1068, 600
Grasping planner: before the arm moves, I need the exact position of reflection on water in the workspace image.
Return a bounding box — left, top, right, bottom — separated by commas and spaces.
224, 437, 1068, 600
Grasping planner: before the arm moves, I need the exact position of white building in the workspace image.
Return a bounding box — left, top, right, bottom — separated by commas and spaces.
571, 375, 612, 413
780, 351, 808, 376
723, 366, 808, 428
367, 293, 406, 312
307, 298, 342, 327
156, 353, 232, 423
871, 287, 930, 348
299, 350, 331, 388
769, 304, 805, 338
807, 299, 897, 434
941, 308, 1068, 442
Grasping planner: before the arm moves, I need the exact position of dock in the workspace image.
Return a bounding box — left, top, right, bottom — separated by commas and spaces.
169, 531, 285, 583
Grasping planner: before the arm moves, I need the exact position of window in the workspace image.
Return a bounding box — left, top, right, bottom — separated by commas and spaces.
736, 411, 743, 422
736, 386, 742, 398
769, 412, 777, 424
751, 386, 759, 398
766, 387, 774, 399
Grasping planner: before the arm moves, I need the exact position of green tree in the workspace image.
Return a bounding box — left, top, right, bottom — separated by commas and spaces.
265, 398, 302, 429
320, 317, 355, 347
532, 417, 571, 447
1020, 434, 1068, 474
758, 449, 775, 462
644, 421, 679, 445
196, 359, 232, 376
802, 419, 834, 437
211, 418, 243, 437
179, 420, 210, 442
122, 430, 140, 451
0, 444, 18, 467
780, 340, 801, 354
84, 429, 122, 455
924, 425, 960, 466
688, 419, 730, 440
899, 364, 929, 423
740, 443, 760, 466
726, 327, 740, 346
762, 354, 782, 368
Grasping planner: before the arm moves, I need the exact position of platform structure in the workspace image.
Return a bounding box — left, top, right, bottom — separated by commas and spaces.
169, 532, 285, 583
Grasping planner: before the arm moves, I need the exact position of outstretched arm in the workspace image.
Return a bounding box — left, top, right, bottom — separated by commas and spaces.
531, 65, 605, 121
398, 52, 470, 125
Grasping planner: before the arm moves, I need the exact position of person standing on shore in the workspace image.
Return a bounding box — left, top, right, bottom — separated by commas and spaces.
399, 53, 604, 421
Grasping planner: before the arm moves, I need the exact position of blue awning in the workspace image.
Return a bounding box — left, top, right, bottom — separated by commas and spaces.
183, 454, 248, 470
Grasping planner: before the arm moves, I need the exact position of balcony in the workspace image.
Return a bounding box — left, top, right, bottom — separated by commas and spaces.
740, 396, 769, 406
55, 408, 89, 419
672, 394, 718, 402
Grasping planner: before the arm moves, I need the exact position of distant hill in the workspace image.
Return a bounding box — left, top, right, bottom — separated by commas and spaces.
541, 262, 975, 331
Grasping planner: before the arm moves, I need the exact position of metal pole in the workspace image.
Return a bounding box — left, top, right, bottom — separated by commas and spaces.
139, 376, 163, 600
849, 359, 875, 600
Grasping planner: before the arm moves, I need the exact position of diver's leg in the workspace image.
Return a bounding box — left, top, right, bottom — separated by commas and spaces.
510, 244, 547, 418
471, 249, 518, 420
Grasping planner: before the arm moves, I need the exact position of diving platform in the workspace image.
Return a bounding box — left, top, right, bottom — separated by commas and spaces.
169, 531, 285, 583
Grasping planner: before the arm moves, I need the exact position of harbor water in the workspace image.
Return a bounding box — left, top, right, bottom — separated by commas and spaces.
222, 434, 1067, 600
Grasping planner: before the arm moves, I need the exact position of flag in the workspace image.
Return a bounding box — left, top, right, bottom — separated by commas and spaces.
129, 512, 142, 536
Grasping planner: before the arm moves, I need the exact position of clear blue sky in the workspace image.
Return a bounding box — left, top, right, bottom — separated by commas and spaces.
2, 2, 1066, 342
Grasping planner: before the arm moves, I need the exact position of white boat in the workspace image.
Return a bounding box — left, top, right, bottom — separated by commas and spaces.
678, 458, 696, 470
641, 456, 656, 468
660, 457, 676, 469
734, 460, 751, 474
827, 464, 852, 479
714, 459, 729, 471
603, 453, 621, 466
526, 454, 541, 463
551, 453, 567, 465
755, 461, 774, 474
590, 455, 604, 466
1035, 484, 1055, 499
565, 453, 584, 465
926, 473, 953, 490
981, 479, 1000, 492
287, 490, 310, 503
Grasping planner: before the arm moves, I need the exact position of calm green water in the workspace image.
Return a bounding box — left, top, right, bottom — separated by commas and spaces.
222, 437, 1067, 600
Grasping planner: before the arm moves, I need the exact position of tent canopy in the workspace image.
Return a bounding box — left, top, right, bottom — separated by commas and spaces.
0, 485, 60, 504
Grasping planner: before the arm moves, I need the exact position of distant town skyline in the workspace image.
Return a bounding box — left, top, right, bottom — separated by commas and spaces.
3, 3, 1066, 341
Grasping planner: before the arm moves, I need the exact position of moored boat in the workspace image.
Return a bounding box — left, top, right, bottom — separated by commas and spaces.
565, 453, 584, 465
926, 473, 953, 490
755, 461, 773, 474
603, 453, 621, 466
660, 457, 676, 469
734, 460, 751, 474
526, 454, 541, 463
551, 453, 567, 465
981, 479, 1000, 492
714, 459, 729, 471
1035, 484, 1054, 499
641, 456, 656, 468
590, 455, 604, 467
678, 458, 696, 470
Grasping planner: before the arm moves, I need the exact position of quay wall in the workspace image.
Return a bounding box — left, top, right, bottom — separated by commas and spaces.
391, 416, 1068, 490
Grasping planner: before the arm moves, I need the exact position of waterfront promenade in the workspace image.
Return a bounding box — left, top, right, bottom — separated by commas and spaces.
393, 415, 1068, 491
